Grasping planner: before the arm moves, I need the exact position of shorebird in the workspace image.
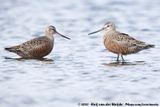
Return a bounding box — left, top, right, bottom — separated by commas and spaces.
5, 25, 70, 59
88, 22, 154, 62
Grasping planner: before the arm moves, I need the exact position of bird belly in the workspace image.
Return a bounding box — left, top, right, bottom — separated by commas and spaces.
28, 43, 53, 58
104, 39, 129, 55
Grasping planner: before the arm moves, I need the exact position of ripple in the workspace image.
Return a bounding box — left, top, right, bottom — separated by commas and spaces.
102, 61, 145, 67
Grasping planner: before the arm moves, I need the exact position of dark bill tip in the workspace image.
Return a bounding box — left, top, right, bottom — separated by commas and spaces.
61, 35, 71, 40
57, 32, 71, 40
88, 28, 104, 35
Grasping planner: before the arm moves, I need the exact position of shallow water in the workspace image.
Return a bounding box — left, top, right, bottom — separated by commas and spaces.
0, 0, 160, 107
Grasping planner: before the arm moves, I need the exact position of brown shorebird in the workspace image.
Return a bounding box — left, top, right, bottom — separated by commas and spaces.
5, 25, 70, 59
88, 22, 154, 62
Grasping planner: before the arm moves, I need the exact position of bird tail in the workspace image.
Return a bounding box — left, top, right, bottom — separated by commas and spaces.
5, 46, 19, 53
144, 44, 155, 49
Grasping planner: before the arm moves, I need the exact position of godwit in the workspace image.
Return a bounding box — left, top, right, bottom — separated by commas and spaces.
5, 25, 70, 59
88, 22, 154, 62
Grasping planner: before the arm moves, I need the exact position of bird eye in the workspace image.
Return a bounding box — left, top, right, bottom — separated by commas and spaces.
52, 28, 56, 31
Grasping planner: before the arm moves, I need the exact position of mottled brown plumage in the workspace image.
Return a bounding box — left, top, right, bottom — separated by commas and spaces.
5, 25, 70, 59
88, 22, 154, 62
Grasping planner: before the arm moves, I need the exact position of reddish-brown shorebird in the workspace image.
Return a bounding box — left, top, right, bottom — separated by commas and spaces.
5, 25, 70, 59
88, 22, 154, 62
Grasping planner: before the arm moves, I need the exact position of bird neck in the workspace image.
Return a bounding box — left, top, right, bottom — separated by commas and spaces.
105, 29, 115, 34
45, 32, 54, 40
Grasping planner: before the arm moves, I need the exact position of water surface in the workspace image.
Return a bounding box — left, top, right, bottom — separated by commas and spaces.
0, 0, 160, 107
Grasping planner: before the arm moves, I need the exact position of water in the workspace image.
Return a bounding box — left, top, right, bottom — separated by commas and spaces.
0, 0, 160, 107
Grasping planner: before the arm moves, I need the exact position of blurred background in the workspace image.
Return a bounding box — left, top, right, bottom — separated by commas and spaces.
0, 0, 160, 107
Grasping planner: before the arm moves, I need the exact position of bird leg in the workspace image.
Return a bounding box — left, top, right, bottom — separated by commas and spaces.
121, 55, 125, 62
116, 54, 119, 62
